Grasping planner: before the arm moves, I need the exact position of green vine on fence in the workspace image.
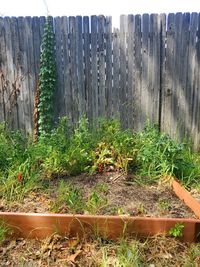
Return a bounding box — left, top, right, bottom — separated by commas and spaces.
38, 16, 56, 136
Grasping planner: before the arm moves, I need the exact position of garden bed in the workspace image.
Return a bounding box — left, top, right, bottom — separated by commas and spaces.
0, 173, 196, 219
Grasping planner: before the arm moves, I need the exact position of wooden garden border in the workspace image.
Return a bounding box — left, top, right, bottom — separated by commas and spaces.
0, 180, 200, 243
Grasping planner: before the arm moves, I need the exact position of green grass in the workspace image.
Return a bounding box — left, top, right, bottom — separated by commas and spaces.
0, 221, 9, 243
51, 180, 84, 213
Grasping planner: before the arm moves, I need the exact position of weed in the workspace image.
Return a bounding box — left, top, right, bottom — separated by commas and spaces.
115, 239, 143, 267
52, 180, 84, 213
86, 190, 108, 214
94, 183, 109, 194
169, 223, 184, 238
0, 221, 9, 243
134, 124, 200, 186
136, 203, 146, 214
158, 198, 171, 212
183, 243, 200, 266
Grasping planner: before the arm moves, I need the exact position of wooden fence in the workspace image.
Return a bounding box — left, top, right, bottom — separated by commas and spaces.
0, 13, 200, 148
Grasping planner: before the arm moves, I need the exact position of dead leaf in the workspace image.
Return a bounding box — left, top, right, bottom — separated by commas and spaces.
68, 249, 82, 263
67, 238, 79, 248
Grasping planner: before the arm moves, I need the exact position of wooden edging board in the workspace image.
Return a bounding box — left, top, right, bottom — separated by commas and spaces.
172, 180, 200, 219
0, 212, 200, 242
0, 180, 200, 243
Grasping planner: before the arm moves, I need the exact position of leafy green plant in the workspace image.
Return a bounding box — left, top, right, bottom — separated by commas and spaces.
169, 223, 184, 238
134, 125, 200, 185
38, 16, 56, 136
90, 120, 136, 174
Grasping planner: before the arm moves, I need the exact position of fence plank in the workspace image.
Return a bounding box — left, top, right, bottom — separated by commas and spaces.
141, 14, 149, 128
0, 18, 6, 122
161, 13, 175, 137
112, 28, 120, 119
127, 14, 134, 128
61, 16, 71, 120
120, 15, 127, 128
76, 16, 85, 116
179, 13, 190, 140
55, 17, 64, 119
91, 16, 98, 122
98, 15, 106, 117
3, 17, 13, 127
69, 16, 79, 123
25, 17, 35, 131
134, 14, 142, 130
186, 13, 198, 143
83, 16, 92, 121
193, 13, 200, 149
159, 13, 166, 129
153, 14, 161, 123
105, 16, 112, 118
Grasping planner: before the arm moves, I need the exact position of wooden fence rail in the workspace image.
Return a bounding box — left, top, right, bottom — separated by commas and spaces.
0, 13, 200, 148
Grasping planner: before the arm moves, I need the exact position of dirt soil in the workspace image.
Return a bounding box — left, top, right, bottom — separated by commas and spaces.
0, 235, 200, 267
0, 173, 196, 218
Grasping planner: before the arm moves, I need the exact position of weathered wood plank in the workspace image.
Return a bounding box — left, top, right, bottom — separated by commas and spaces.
91, 16, 98, 122
161, 13, 175, 137
186, 13, 198, 143
112, 28, 120, 120
173, 13, 184, 141
150, 14, 160, 124
159, 13, 166, 129
193, 13, 200, 149
61, 16, 71, 120
141, 14, 149, 128
20, 17, 33, 133
0, 18, 6, 122
83, 16, 91, 121
127, 14, 134, 128
119, 15, 127, 128
76, 16, 85, 117
54, 16, 64, 119
134, 14, 142, 130
98, 15, 106, 118
69, 16, 78, 123
32, 17, 41, 78
105, 16, 112, 118
178, 13, 190, 140
25, 16, 35, 132
3, 17, 14, 127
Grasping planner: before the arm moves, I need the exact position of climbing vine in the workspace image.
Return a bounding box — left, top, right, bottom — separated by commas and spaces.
38, 16, 56, 136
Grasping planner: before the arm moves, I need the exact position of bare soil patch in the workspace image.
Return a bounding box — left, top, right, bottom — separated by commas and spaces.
0, 173, 196, 218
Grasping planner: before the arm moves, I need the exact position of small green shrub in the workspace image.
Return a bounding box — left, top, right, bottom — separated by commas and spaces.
169, 223, 184, 238
134, 125, 200, 185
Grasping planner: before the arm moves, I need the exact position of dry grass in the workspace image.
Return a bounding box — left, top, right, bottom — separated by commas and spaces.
0, 234, 200, 266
